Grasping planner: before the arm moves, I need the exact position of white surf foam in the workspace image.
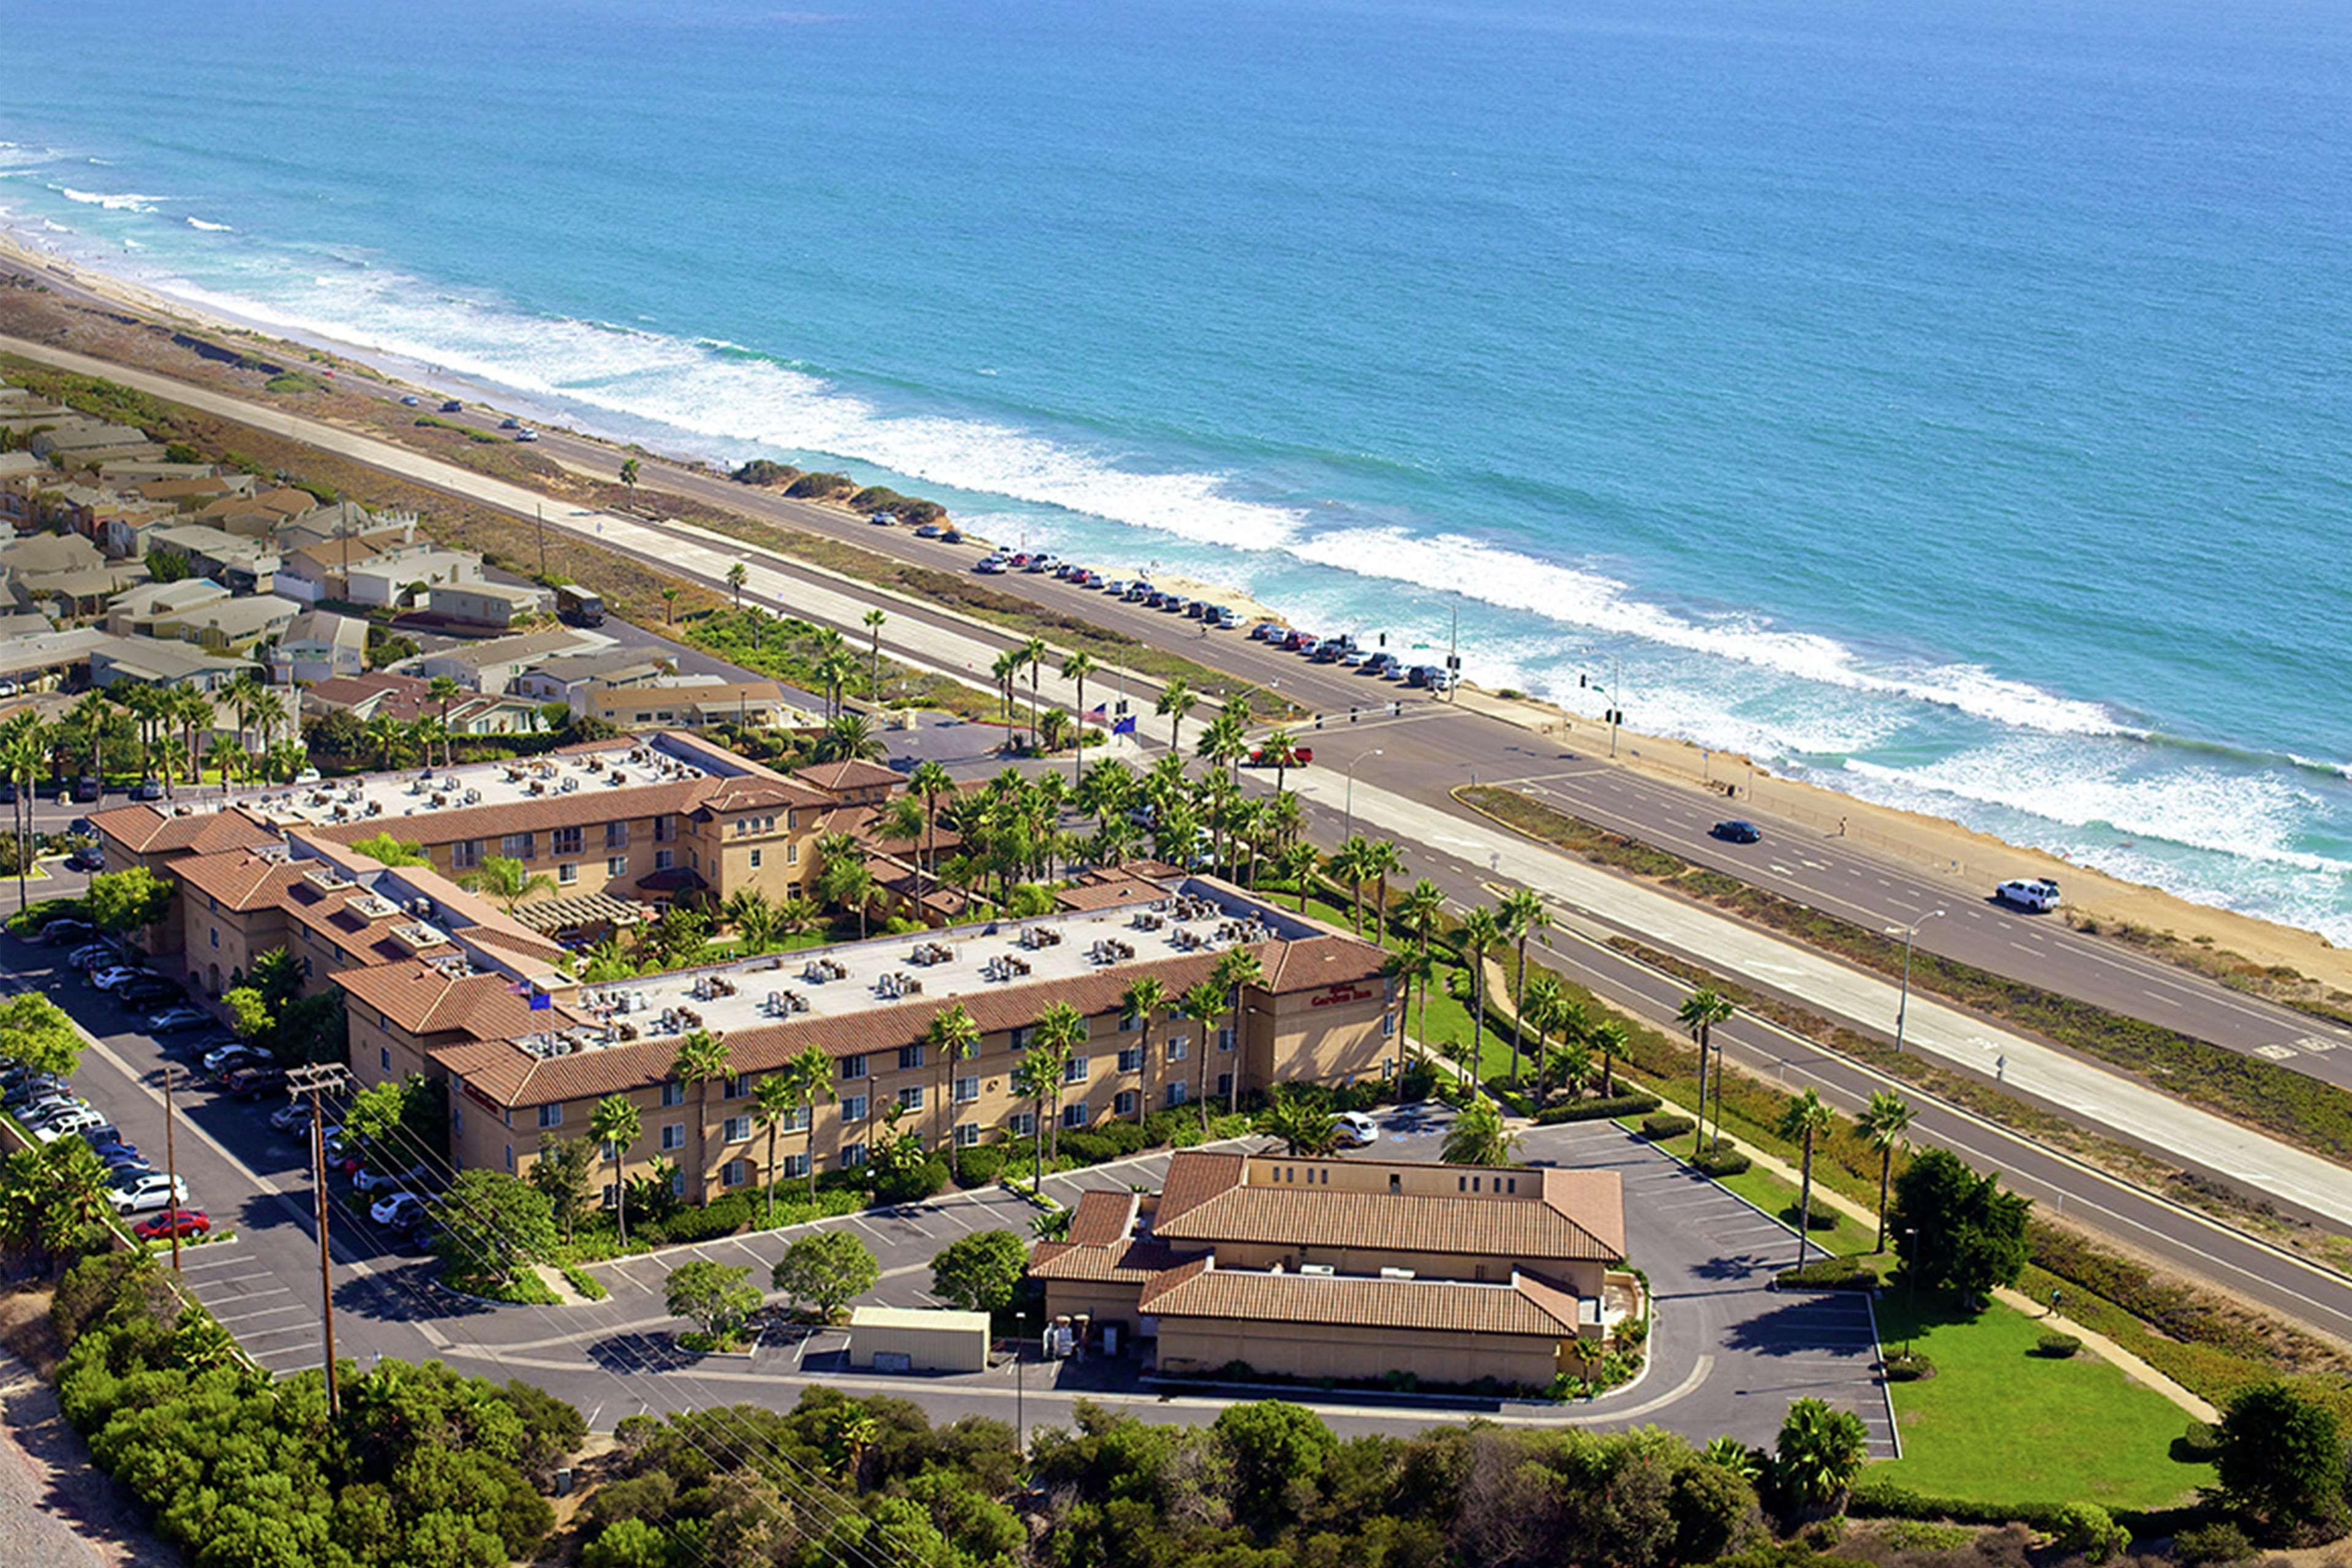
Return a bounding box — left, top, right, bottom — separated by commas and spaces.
185, 216, 234, 233
56, 187, 167, 212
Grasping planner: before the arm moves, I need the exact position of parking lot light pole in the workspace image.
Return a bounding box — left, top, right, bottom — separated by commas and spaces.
162, 1062, 181, 1275
287, 1063, 353, 1418
1886, 911, 1944, 1053
1341, 749, 1382, 841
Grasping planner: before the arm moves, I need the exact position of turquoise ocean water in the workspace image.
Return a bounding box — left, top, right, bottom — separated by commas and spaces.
2, 0, 2348, 938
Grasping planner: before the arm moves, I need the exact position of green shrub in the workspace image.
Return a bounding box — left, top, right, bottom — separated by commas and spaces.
1640, 1113, 1694, 1139
2176, 1420, 2222, 1461
1883, 1350, 1935, 1381
871, 1155, 948, 1205
1777, 1256, 1882, 1292
2034, 1331, 2083, 1359
1536, 1091, 1662, 1125
2050, 1502, 2130, 1563
646, 1194, 751, 1246
1692, 1145, 1752, 1177
956, 1145, 1006, 1187
732, 459, 801, 487
2173, 1521, 2255, 1566
560, 1262, 609, 1302
783, 470, 852, 499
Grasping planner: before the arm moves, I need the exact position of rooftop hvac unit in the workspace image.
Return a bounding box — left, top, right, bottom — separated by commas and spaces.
1378, 1267, 1416, 1281
1298, 1263, 1335, 1276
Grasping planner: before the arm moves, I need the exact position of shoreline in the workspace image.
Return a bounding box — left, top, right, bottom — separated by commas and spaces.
4, 227, 2348, 994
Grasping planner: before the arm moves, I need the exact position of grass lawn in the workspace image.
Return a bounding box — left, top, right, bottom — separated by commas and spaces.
1869, 1291, 2212, 1511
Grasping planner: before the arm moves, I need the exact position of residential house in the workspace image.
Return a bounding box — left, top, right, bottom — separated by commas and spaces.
270, 609, 368, 684
105, 579, 233, 638
413, 626, 597, 693
345, 547, 481, 609
426, 579, 553, 629
145, 523, 281, 594
88, 636, 260, 693
154, 592, 301, 657
584, 675, 809, 732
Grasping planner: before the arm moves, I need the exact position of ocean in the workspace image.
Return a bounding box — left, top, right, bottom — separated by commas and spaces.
2, 0, 2348, 940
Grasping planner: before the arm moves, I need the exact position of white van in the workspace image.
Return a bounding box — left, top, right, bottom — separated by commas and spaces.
1994, 878, 2060, 911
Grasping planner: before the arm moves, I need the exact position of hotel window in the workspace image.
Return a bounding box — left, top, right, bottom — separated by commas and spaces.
842, 1142, 867, 1169
786, 842, 799, 866
537, 1104, 562, 1129
605, 822, 630, 850
502, 832, 535, 860
1118, 1010, 1139, 1032
842, 1093, 867, 1123
723, 1115, 751, 1143
504, 1144, 514, 1171
899, 1044, 925, 1071
781, 1152, 810, 1179
1009, 1111, 1036, 1138
661, 1123, 685, 1152
954, 1076, 979, 1104
840, 1054, 868, 1081
1166, 1035, 1188, 1063
653, 814, 677, 843
954, 1123, 980, 1148
601, 1182, 617, 1210
670, 1168, 685, 1197
1008, 1025, 1032, 1051
897, 1085, 925, 1112
1218, 1027, 1235, 1051
1166, 1082, 1188, 1109
607, 856, 628, 878
1217, 1072, 1233, 1099
1117, 1047, 1142, 1074
551, 826, 584, 856
1382, 1011, 1396, 1038
724, 1074, 748, 1098
749, 849, 762, 869
1063, 1055, 1088, 1084
559, 863, 578, 885
453, 839, 482, 870
654, 850, 674, 871
209, 929, 218, 949
1061, 1102, 1088, 1129
661, 1083, 686, 1107
1114, 1090, 1138, 1118
720, 1159, 748, 1189
379, 1046, 390, 1072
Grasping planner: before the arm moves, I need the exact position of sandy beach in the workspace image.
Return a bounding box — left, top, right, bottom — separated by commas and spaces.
5, 225, 2346, 999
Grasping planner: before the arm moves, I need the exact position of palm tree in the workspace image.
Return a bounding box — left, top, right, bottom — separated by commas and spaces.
723, 888, 779, 953
1273, 841, 1319, 913
908, 760, 953, 888
1211, 948, 1265, 1115
1521, 973, 1564, 1101
1777, 1398, 1868, 1512
925, 1004, 980, 1153
589, 1095, 642, 1245
459, 854, 557, 914
1499, 886, 1549, 1090
1590, 1017, 1629, 1099
1259, 727, 1303, 799
1120, 976, 1167, 1126
67, 691, 113, 797
1034, 1000, 1087, 1161
1059, 650, 1097, 786
813, 711, 881, 763
1011, 1049, 1058, 1191
620, 456, 641, 497
1330, 835, 1373, 935
1, 715, 45, 913
814, 647, 858, 722
990, 648, 1024, 744
862, 607, 887, 700
752, 1072, 800, 1224
1455, 905, 1504, 1091
1441, 1095, 1518, 1167
1778, 1088, 1836, 1268
217, 675, 260, 761
1257, 1095, 1338, 1156
659, 586, 681, 625
1017, 637, 1048, 749
1361, 839, 1403, 940
427, 676, 462, 766
1181, 979, 1226, 1134
785, 1045, 836, 1204
670, 1029, 731, 1196
815, 832, 874, 938
1678, 989, 1736, 1155
1858, 1090, 1915, 1254
1155, 677, 1196, 754
1396, 879, 1447, 1039
726, 562, 748, 609
409, 716, 447, 774
1384, 946, 1434, 1071
166, 686, 212, 791
363, 712, 407, 771
1195, 712, 1246, 802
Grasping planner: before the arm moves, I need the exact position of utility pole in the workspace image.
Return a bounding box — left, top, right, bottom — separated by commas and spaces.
1446, 606, 1460, 704
286, 1063, 353, 1417
1888, 911, 1944, 1053
162, 1062, 182, 1275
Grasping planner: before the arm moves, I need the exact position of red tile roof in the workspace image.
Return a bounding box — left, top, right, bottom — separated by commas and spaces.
168, 848, 304, 912
794, 759, 903, 796
333, 960, 573, 1041
1137, 1260, 1589, 1338
91, 804, 279, 858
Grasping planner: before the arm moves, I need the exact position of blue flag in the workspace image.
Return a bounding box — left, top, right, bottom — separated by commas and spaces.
529, 990, 552, 1011
1112, 715, 1137, 735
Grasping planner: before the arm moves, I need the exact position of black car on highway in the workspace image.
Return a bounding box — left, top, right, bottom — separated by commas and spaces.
1711, 819, 1763, 845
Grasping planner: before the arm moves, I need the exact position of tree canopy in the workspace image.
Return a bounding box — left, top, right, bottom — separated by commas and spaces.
1888, 1147, 2032, 1297
929, 1229, 1028, 1317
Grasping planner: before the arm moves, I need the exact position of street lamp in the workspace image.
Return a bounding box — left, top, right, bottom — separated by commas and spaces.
1342, 749, 1383, 840
1886, 910, 1944, 1053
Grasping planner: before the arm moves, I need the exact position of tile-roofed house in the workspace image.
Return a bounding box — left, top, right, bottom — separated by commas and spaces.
89, 803, 279, 859
794, 758, 903, 804
302, 671, 439, 723
1136, 1257, 1592, 1339
336, 959, 572, 1046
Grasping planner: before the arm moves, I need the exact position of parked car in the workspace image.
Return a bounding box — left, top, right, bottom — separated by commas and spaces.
89, 965, 149, 992
39, 918, 94, 946
1333, 1111, 1381, 1148
1210, 608, 1241, 630
117, 977, 183, 1008
1711, 820, 1763, 845
67, 941, 116, 970
914, 522, 943, 539
129, 779, 165, 802
224, 1064, 288, 1099
21, 1093, 88, 1123
1341, 649, 1374, 668
3, 1077, 67, 1112
499, 417, 521, 430
100, 1151, 151, 1175
67, 845, 105, 872
35, 1107, 108, 1142
353, 1163, 431, 1194
134, 1209, 211, 1242
202, 1041, 266, 1075
514, 428, 538, 443
1023, 553, 1056, 572
439, 399, 464, 413
1366, 652, 1401, 676
371, 1193, 429, 1229
974, 556, 1008, 575
937, 528, 963, 545
399, 394, 421, 407
1996, 877, 2062, 912
268, 1102, 314, 1133
110, 1171, 190, 1213
146, 1005, 210, 1033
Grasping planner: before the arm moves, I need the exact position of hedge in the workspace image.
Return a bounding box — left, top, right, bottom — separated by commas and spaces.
2035, 1331, 2084, 1359
1847, 1477, 2207, 1539
955, 1144, 1006, 1187
1640, 1114, 1694, 1140
1776, 1256, 1882, 1291
1536, 1092, 1661, 1125
1692, 1146, 1753, 1177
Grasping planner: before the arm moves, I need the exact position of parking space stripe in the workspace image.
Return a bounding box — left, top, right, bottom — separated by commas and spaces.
214, 1303, 311, 1326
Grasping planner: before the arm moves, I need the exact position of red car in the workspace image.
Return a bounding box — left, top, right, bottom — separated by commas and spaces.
1249, 745, 1313, 767
134, 1208, 210, 1242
